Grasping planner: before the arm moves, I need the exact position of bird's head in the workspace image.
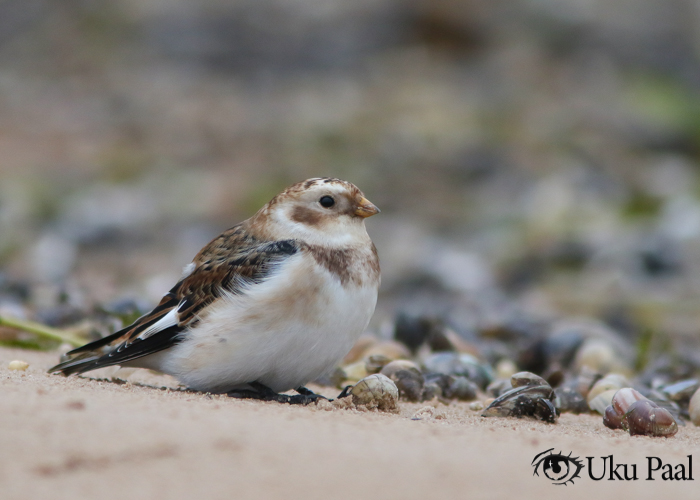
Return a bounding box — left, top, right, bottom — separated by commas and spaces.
251, 178, 379, 247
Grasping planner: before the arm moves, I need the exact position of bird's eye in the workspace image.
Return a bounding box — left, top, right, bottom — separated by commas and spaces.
319, 196, 335, 208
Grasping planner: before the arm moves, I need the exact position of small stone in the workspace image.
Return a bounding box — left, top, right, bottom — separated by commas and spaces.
469, 401, 484, 411
8, 360, 29, 371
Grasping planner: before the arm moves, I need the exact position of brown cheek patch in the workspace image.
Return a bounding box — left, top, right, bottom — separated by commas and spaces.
291, 205, 323, 226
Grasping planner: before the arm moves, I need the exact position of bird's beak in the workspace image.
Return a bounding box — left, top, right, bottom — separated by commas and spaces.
354, 197, 380, 218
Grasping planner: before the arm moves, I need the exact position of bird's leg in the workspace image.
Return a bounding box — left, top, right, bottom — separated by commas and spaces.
226, 382, 325, 405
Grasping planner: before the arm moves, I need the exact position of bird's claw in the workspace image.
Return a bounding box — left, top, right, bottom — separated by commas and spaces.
226, 383, 327, 405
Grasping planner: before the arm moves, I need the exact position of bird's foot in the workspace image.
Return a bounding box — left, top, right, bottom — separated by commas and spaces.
336, 384, 354, 399
226, 382, 327, 405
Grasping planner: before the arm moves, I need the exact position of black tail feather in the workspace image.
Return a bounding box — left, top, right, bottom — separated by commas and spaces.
48, 355, 107, 376
48, 325, 185, 376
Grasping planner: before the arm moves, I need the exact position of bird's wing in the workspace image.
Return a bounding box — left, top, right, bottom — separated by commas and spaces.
49, 226, 299, 375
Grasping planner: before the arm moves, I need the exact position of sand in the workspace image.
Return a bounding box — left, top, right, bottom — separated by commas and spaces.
1, 346, 699, 500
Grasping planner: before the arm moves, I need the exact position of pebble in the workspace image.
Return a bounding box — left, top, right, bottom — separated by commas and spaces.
8, 360, 29, 371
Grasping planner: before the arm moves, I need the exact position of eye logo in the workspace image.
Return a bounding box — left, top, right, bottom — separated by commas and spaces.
532, 449, 584, 485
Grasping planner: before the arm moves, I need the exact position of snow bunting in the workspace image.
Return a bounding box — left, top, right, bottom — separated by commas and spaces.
49, 178, 380, 404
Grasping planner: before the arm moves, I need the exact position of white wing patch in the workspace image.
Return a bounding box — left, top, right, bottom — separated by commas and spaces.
181, 262, 196, 278
136, 307, 180, 341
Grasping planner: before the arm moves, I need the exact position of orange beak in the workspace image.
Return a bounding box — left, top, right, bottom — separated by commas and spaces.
354, 197, 380, 218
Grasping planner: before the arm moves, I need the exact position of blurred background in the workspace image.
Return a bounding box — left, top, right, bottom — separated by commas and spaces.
3, 0, 700, 374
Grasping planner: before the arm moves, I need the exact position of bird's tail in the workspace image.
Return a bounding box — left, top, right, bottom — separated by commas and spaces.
48, 352, 107, 376
47, 325, 132, 375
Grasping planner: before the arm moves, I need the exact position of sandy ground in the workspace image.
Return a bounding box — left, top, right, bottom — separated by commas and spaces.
1, 347, 699, 500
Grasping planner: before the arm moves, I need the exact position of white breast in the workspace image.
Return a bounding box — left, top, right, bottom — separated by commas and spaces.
150, 251, 378, 393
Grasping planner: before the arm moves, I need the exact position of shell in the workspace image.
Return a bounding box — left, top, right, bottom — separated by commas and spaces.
576, 366, 603, 399
481, 384, 557, 423
380, 360, 422, 378
380, 361, 424, 402
689, 387, 700, 426
365, 354, 392, 374
421, 352, 493, 390
553, 383, 589, 414
443, 376, 478, 401
612, 388, 645, 415
421, 382, 442, 401
588, 389, 618, 415
603, 405, 624, 429
511, 371, 547, 388
661, 379, 699, 405
622, 400, 678, 437
339, 361, 368, 384
586, 374, 630, 404
360, 341, 411, 362
342, 334, 377, 364
350, 374, 399, 411
486, 379, 513, 398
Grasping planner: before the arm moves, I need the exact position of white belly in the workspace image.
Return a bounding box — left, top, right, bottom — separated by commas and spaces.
145, 253, 378, 393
